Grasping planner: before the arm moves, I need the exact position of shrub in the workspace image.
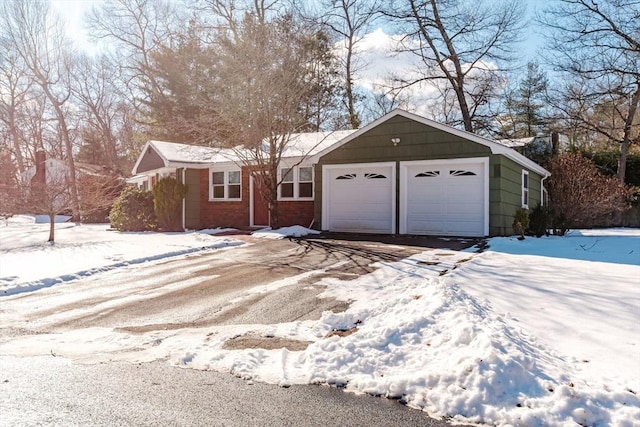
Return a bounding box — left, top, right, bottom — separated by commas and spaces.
512, 208, 529, 239
109, 185, 156, 231
79, 174, 124, 223
547, 153, 632, 230
527, 203, 551, 237
152, 177, 187, 231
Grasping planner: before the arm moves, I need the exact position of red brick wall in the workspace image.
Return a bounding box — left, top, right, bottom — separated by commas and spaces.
199, 168, 250, 229
277, 201, 315, 228
198, 167, 316, 229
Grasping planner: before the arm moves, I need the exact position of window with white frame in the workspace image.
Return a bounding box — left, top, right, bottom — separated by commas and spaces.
522, 170, 529, 208
211, 169, 241, 200
298, 166, 313, 198
280, 168, 294, 198
279, 165, 313, 200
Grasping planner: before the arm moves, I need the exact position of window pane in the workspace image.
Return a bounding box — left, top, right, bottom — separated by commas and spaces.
228, 184, 241, 199
228, 170, 240, 184
523, 173, 529, 188
299, 167, 312, 182
281, 168, 293, 182
212, 172, 224, 185
299, 182, 313, 198
281, 182, 294, 198
213, 185, 225, 198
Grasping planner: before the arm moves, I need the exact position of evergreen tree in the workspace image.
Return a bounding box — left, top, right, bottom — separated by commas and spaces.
500, 62, 550, 138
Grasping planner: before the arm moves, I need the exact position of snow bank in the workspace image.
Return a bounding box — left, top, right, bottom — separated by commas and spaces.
252, 225, 320, 239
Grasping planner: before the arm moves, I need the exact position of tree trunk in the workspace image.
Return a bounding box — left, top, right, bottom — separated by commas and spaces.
48, 214, 55, 242
8, 103, 26, 174
345, 35, 360, 129
48, 97, 81, 222
618, 81, 640, 182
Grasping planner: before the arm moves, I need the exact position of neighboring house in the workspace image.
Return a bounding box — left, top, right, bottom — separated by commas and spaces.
24, 151, 119, 186
130, 109, 550, 236
496, 133, 569, 159
24, 151, 123, 220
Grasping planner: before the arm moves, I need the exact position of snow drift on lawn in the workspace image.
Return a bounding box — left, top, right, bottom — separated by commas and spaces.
0, 215, 243, 295
1, 217, 638, 426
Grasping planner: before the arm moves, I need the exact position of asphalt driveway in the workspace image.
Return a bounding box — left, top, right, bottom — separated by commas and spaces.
2, 232, 480, 341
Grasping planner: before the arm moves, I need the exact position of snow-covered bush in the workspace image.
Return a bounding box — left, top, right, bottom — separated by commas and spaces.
109, 185, 156, 231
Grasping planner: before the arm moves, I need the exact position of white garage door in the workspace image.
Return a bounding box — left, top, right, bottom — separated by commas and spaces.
401, 159, 487, 236
323, 163, 395, 234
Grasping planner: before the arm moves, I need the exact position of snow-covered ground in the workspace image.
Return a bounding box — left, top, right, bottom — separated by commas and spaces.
1, 216, 638, 426
0, 216, 243, 295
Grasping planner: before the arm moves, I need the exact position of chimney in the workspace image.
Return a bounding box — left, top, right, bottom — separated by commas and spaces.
31, 151, 46, 186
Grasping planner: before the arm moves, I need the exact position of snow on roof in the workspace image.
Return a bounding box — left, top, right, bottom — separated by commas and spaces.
148, 140, 238, 164
143, 130, 358, 170
495, 136, 538, 148
277, 130, 357, 158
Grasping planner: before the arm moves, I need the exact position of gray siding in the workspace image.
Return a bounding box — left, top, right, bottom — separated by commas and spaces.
184, 168, 201, 229
136, 147, 164, 173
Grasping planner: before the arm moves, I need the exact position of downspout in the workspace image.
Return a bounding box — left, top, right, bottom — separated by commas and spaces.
541, 174, 549, 206
182, 168, 186, 230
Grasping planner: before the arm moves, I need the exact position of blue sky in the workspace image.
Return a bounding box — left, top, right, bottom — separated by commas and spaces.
52, 0, 546, 60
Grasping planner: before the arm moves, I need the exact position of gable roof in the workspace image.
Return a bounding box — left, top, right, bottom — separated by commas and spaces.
131, 140, 238, 174
314, 109, 550, 176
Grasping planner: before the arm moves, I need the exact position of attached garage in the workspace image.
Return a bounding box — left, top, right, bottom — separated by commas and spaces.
322, 163, 395, 234
313, 109, 550, 237
399, 158, 488, 237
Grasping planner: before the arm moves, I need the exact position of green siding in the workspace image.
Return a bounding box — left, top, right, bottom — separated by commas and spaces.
184, 168, 201, 229
489, 156, 543, 236
319, 115, 490, 165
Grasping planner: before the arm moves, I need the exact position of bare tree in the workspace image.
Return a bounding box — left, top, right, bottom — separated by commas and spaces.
0, 149, 20, 219
19, 151, 72, 242
71, 54, 137, 174
0, 49, 32, 175
1, 0, 81, 219
209, 4, 340, 227
540, 0, 639, 182
86, 0, 183, 120
313, 0, 382, 129
386, 0, 525, 132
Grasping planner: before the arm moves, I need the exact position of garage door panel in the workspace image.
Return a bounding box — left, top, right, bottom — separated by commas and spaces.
403, 160, 486, 237
325, 164, 394, 234
406, 219, 447, 234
